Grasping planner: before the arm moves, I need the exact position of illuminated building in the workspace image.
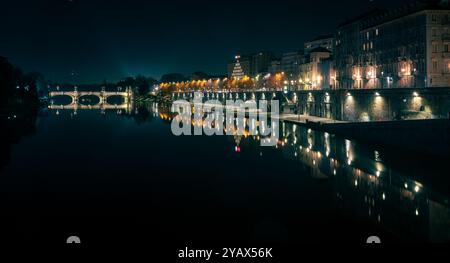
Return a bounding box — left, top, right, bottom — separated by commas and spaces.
228, 54, 250, 79
304, 34, 334, 53
298, 47, 333, 90
334, 0, 450, 89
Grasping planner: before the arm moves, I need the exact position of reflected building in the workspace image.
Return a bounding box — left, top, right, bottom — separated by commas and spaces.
275, 121, 450, 242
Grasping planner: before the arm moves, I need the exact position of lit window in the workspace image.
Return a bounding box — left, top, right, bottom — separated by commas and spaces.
375, 28, 379, 36
433, 43, 439, 53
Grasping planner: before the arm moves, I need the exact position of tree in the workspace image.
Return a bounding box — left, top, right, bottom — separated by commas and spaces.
160, 73, 186, 83
191, 71, 209, 80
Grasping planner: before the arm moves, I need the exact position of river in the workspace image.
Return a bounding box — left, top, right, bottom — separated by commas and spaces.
1, 102, 449, 245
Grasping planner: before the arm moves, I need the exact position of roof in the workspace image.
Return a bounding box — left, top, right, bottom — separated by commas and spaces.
310, 47, 331, 53
337, 1, 450, 29
309, 34, 334, 42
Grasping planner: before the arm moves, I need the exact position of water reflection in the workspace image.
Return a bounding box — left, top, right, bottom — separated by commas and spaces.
0, 107, 38, 171
3, 102, 450, 243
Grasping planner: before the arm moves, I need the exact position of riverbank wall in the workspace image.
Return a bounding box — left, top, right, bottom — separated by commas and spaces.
173, 87, 450, 121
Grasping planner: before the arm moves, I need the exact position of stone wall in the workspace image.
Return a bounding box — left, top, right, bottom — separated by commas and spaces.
173, 87, 450, 121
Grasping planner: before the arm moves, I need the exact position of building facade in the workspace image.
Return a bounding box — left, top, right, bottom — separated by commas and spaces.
281, 51, 304, 78
269, 59, 281, 74
228, 52, 275, 78
298, 47, 333, 90
334, 1, 450, 89
252, 51, 275, 76
304, 35, 334, 54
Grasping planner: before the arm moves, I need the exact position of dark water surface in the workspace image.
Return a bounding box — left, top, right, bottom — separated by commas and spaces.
1, 104, 450, 247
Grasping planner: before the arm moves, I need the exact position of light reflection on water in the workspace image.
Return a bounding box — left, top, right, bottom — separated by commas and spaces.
1, 102, 450, 243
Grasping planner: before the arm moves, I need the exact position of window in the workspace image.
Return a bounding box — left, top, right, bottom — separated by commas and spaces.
375, 28, 379, 36
433, 43, 439, 53
370, 42, 373, 50
433, 60, 438, 72
432, 14, 437, 22
366, 32, 370, 40
445, 43, 449, 53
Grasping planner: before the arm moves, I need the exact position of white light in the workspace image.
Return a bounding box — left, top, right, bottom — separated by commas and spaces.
333, 169, 336, 175
382, 193, 386, 200
354, 180, 358, 186
376, 171, 381, 177
415, 209, 419, 216
375, 92, 380, 96
413, 91, 419, 97
414, 185, 420, 192
404, 183, 408, 189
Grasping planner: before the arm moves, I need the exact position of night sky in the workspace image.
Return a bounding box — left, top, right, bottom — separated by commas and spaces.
1, 0, 412, 83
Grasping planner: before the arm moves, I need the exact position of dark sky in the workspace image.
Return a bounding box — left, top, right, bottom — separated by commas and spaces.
0, 0, 412, 83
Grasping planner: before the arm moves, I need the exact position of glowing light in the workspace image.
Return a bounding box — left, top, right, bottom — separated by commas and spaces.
354, 180, 358, 186
413, 91, 419, 97
414, 185, 420, 192
382, 193, 386, 200
376, 171, 381, 177
235, 146, 241, 152
375, 92, 380, 96
333, 169, 336, 175
404, 183, 408, 189
415, 209, 419, 216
